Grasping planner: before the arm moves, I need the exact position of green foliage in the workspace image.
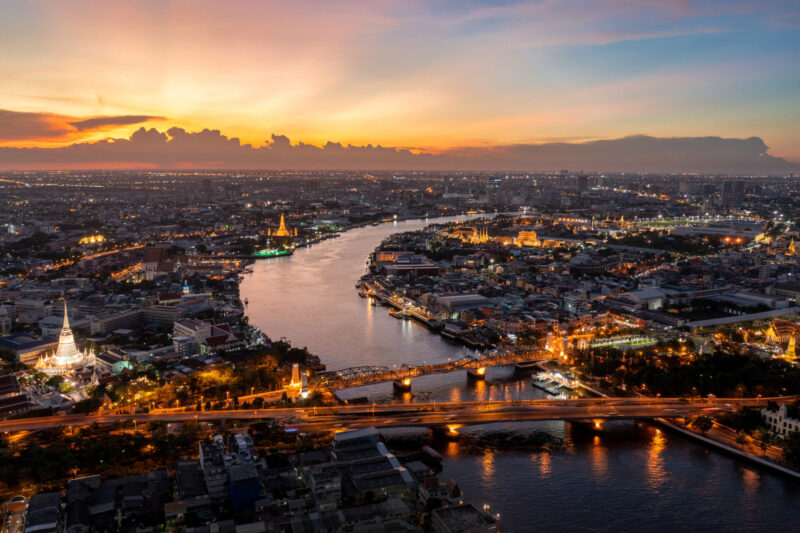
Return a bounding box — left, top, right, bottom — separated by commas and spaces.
718, 407, 765, 433
0, 346, 17, 363
785, 400, 800, 420
518, 328, 545, 345
45, 375, 64, 389
574, 349, 800, 398
753, 427, 773, 455
692, 415, 714, 434
783, 431, 800, 467
72, 398, 103, 414
611, 230, 721, 255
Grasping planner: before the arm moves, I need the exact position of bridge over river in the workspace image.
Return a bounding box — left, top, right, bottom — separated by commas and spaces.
0, 396, 791, 434
237, 349, 554, 403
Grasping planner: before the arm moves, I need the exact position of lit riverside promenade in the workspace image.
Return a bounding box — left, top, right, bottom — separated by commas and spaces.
0, 396, 793, 434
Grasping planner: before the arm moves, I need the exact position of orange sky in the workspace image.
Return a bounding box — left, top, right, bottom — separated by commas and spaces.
1, 1, 798, 162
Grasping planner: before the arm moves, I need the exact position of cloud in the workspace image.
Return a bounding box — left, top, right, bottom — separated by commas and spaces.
0, 109, 164, 142
0, 127, 795, 174
69, 114, 165, 131
0, 110, 73, 141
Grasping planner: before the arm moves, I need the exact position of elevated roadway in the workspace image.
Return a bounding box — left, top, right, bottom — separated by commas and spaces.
0, 396, 791, 434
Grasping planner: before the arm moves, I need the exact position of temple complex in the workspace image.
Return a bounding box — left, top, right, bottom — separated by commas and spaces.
36, 301, 94, 376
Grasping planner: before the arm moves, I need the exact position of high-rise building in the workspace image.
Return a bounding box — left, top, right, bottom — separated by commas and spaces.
576, 175, 589, 194
721, 181, 745, 206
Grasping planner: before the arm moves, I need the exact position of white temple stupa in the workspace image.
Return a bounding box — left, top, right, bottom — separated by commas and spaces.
36, 301, 94, 376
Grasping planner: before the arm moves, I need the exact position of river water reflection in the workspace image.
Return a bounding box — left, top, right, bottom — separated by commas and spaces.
241, 217, 800, 532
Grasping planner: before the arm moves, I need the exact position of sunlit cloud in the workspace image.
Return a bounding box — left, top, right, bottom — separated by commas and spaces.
0, 126, 794, 174
0, 109, 164, 145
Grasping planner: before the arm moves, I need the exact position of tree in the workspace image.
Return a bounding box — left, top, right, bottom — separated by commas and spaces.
734, 433, 748, 450
45, 375, 64, 389
692, 415, 714, 434
72, 398, 102, 415
753, 428, 772, 456
784, 431, 800, 467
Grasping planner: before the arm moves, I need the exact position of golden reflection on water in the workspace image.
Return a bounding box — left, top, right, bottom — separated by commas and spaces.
468, 376, 529, 403
591, 435, 609, 480
481, 450, 496, 481
471, 379, 487, 400
449, 387, 462, 402
741, 467, 761, 496
446, 440, 460, 456
364, 297, 374, 328
534, 452, 552, 478
647, 428, 666, 488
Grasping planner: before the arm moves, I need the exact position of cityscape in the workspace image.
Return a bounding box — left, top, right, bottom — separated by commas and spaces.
2, 2, 800, 533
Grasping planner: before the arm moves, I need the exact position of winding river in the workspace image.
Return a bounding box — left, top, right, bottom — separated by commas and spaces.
240, 216, 800, 532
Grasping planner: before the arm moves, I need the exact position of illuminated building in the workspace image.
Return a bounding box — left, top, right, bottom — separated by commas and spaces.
765, 319, 800, 344
782, 336, 797, 362
78, 234, 105, 245
450, 226, 490, 244
36, 301, 94, 376
515, 230, 539, 247
273, 214, 291, 237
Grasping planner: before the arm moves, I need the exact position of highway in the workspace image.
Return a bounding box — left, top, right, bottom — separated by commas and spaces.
0, 396, 791, 434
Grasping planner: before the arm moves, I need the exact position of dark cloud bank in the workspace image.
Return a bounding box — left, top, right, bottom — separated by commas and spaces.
0, 126, 796, 174
0, 109, 164, 141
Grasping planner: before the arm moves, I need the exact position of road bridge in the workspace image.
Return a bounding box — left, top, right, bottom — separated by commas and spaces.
310, 350, 551, 391
238, 350, 553, 403
0, 396, 792, 434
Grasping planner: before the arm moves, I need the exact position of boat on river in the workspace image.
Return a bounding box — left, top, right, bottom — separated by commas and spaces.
532, 372, 562, 395
389, 309, 408, 320
252, 248, 293, 259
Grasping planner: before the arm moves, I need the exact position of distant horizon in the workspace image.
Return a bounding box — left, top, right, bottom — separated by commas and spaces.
0, 128, 796, 174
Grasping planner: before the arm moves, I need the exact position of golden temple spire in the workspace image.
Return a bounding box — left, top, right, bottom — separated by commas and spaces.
274, 214, 290, 237
784, 336, 797, 362
62, 299, 70, 329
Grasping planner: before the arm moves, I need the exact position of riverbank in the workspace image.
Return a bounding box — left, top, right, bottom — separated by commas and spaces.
656, 417, 800, 481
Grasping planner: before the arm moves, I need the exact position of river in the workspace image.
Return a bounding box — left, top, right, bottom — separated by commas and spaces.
240, 216, 800, 532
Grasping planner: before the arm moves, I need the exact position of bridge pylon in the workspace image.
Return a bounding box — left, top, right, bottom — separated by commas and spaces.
393, 378, 412, 392
466, 367, 486, 381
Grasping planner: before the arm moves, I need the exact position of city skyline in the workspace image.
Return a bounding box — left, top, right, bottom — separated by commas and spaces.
1, 0, 799, 170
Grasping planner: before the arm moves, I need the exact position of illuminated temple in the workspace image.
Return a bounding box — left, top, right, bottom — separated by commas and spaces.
36, 301, 94, 376
269, 214, 296, 238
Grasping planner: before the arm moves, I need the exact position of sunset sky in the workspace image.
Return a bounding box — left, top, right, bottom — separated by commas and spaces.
1, 0, 799, 166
